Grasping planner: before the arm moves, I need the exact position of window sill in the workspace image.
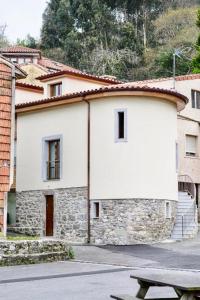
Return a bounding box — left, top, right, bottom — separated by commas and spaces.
43, 179, 61, 182
185, 155, 199, 159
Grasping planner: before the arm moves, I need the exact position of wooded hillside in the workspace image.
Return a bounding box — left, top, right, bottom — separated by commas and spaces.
9, 0, 200, 80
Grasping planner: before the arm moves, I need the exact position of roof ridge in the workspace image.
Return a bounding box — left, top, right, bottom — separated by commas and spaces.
16, 84, 188, 110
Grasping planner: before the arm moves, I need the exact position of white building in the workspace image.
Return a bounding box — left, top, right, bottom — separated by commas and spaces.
14, 72, 187, 244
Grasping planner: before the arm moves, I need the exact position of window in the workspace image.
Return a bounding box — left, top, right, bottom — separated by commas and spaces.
191, 90, 200, 109
42, 135, 62, 181
165, 201, 171, 219
18, 58, 25, 64
50, 82, 62, 97
115, 109, 127, 142
47, 140, 60, 180
176, 142, 178, 172
11, 57, 17, 63
186, 135, 197, 157
92, 202, 100, 218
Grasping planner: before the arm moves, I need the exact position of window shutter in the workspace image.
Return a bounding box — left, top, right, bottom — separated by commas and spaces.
186, 135, 196, 154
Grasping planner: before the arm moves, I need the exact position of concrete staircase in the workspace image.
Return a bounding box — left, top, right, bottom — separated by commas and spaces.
171, 192, 198, 240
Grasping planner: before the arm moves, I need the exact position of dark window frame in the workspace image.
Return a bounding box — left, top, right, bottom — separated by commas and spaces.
191, 89, 200, 109
46, 139, 60, 180
50, 82, 62, 97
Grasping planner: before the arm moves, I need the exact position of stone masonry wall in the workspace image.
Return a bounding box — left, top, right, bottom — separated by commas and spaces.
15, 188, 177, 245
90, 199, 177, 245
15, 187, 88, 243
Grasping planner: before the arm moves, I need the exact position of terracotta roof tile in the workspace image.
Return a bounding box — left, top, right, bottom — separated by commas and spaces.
0, 46, 41, 54
16, 82, 44, 91
16, 83, 188, 111
131, 73, 200, 85
37, 69, 123, 85
38, 56, 79, 72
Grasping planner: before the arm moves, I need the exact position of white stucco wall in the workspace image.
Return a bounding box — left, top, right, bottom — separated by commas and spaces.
15, 88, 44, 104
90, 96, 178, 201
146, 78, 200, 121
16, 103, 88, 191
144, 78, 200, 185
43, 76, 105, 98
17, 95, 178, 201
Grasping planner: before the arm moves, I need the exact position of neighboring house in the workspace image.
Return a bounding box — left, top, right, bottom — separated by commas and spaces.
15, 84, 187, 244
130, 75, 200, 219
0, 56, 25, 236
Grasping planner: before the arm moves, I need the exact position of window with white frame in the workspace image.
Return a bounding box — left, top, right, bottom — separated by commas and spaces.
186, 135, 197, 157
191, 90, 200, 109
114, 109, 127, 142
42, 135, 62, 180
165, 201, 171, 219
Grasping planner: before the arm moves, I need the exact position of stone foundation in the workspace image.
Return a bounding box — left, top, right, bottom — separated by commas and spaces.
90, 199, 177, 245
15, 188, 177, 245
16, 187, 88, 243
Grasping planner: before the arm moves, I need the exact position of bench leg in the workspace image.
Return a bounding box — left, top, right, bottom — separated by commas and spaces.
136, 280, 150, 299
179, 293, 196, 300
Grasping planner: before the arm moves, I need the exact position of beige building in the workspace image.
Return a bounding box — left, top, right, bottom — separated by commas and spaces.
132, 75, 200, 214
14, 76, 187, 244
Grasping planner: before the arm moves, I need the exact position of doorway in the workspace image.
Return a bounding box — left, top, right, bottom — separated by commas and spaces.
45, 195, 54, 236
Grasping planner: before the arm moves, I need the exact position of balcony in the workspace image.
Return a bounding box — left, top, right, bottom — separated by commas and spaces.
46, 160, 60, 180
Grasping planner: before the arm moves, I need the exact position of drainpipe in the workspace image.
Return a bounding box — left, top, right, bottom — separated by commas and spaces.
84, 99, 91, 244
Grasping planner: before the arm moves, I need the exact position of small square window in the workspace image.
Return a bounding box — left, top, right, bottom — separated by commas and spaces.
50, 82, 62, 97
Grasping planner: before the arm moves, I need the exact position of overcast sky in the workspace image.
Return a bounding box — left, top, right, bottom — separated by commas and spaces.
0, 0, 48, 42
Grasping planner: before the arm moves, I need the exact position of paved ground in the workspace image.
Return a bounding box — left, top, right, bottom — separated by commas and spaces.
1, 234, 200, 299
73, 232, 200, 270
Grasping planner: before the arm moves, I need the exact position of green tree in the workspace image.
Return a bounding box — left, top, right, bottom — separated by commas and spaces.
16, 34, 39, 49
192, 9, 200, 73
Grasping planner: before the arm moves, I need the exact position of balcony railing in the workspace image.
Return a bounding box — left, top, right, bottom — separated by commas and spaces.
46, 160, 60, 180
178, 174, 195, 199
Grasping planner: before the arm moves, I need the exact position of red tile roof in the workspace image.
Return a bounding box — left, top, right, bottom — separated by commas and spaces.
36, 70, 123, 85
16, 82, 44, 92
16, 83, 188, 111
0, 59, 12, 224
38, 57, 79, 72
132, 73, 200, 85
0, 46, 41, 54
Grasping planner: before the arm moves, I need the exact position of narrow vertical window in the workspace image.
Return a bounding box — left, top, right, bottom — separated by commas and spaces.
165, 201, 171, 219
47, 140, 60, 180
115, 109, 127, 142
176, 142, 178, 172
92, 202, 100, 218
118, 112, 124, 139
191, 90, 195, 108
186, 135, 197, 157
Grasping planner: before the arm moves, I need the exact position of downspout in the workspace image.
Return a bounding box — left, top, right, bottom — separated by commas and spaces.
84, 98, 91, 244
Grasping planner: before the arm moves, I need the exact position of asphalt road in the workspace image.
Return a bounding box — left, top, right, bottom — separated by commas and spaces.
1, 235, 200, 300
